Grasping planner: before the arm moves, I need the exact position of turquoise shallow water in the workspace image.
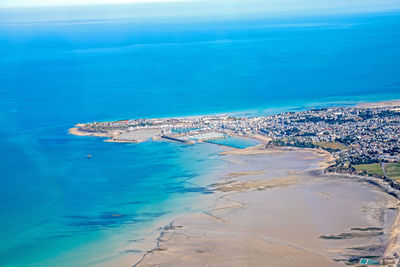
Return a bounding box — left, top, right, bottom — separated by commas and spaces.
0, 127, 226, 266
0, 9, 400, 266
206, 137, 261, 149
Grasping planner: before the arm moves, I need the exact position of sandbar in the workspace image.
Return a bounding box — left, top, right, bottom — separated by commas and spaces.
134, 147, 399, 266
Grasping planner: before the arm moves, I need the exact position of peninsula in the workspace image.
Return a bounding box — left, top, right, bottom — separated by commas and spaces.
70, 100, 400, 183
69, 100, 400, 266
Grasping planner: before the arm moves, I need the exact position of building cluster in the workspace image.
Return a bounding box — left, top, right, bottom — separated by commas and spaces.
79, 104, 400, 172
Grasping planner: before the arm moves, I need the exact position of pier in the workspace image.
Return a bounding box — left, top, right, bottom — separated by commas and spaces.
161, 135, 187, 143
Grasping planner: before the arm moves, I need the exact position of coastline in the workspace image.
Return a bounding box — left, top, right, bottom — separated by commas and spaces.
4, 7, 400, 266
69, 99, 400, 266
68, 124, 111, 138
325, 171, 400, 265
132, 143, 400, 266
68, 100, 400, 146
358, 100, 400, 108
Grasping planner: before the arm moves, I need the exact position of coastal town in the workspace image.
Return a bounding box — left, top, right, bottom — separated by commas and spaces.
70, 101, 400, 182
70, 101, 400, 266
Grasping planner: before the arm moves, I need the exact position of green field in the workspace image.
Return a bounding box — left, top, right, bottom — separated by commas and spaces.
316, 142, 348, 150
353, 163, 384, 177
385, 163, 400, 180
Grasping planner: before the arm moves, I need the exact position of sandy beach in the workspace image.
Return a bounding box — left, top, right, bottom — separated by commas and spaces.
358, 100, 400, 108
68, 124, 111, 138
132, 145, 400, 267
67, 99, 400, 266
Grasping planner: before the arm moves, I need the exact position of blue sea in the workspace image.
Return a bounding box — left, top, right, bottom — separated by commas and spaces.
1, 8, 400, 266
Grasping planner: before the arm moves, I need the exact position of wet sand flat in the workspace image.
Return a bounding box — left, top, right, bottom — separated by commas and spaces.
135, 149, 399, 267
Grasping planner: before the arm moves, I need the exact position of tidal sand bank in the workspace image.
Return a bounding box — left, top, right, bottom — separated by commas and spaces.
134, 147, 399, 267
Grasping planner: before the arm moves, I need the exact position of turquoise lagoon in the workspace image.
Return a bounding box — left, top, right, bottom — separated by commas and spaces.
206, 136, 261, 149
0, 8, 400, 266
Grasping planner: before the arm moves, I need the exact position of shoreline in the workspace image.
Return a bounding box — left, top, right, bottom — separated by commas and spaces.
68, 124, 111, 138
68, 99, 400, 145
132, 143, 400, 266
129, 142, 400, 266
69, 99, 400, 266
325, 171, 400, 264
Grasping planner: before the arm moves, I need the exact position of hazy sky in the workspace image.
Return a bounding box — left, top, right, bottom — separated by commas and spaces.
2, 0, 400, 9
0, 0, 193, 8
1, 0, 400, 23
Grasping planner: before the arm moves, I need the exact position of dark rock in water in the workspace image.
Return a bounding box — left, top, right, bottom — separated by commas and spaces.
124, 249, 142, 253
320, 231, 384, 240
350, 227, 383, 231
347, 244, 384, 252
163, 224, 183, 231
320, 233, 355, 240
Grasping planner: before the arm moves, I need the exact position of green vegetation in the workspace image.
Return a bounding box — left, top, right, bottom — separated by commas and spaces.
316, 141, 347, 151
353, 163, 384, 177
272, 138, 316, 148
385, 163, 400, 180
351, 163, 400, 180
